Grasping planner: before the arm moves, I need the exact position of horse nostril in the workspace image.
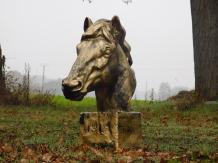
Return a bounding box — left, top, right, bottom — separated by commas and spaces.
72, 80, 83, 91
62, 79, 83, 91
62, 79, 69, 88
62, 79, 67, 86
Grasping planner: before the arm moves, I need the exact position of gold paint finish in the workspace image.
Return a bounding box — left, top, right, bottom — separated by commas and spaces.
62, 16, 136, 111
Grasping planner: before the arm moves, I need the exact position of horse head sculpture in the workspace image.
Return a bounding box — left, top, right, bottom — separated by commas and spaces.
62, 16, 136, 111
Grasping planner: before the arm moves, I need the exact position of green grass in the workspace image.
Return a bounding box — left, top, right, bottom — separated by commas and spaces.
53, 96, 97, 112
0, 97, 218, 162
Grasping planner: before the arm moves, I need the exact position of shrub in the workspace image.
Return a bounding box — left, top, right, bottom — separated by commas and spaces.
30, 91, 55, 106
3, 68, 55, 106
169, 90, 202, 110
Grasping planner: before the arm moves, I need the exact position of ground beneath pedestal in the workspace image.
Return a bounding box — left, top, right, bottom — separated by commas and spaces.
0, 97, 217, 162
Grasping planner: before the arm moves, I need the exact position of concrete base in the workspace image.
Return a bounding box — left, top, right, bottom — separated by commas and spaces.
80, 112, 142, 149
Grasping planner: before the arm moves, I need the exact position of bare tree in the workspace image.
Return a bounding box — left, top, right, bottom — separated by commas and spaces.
150, 88, 155, 101
158, 82, 171, 101
134, 93, 137, 100
0, 44, 6, 93
41, 65, 46, 93
122, 0, 132, 5
23, 63, 31, 106
82, 0, 92, 3
144, 82, 148, 101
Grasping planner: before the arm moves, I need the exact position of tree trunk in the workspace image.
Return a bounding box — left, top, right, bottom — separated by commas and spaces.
0, 45, 6, 96
191, 0, 218, 100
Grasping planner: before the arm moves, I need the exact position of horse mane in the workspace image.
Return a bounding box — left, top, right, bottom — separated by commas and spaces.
82, 19, 133, 66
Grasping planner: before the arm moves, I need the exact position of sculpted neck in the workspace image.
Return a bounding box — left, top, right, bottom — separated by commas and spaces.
95, 86, 120, 112
95, 44, 130, 112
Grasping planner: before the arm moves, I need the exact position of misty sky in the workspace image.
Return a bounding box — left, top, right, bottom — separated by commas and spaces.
0, 0, 194, 92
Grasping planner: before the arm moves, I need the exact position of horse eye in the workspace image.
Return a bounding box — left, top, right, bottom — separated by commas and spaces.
104, 50, 111, 59
104, 53, 110, 58
104, 46, 111, 54
105, 49, 110, 54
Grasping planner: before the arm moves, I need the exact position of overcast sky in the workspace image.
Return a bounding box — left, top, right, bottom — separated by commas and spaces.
0, 0, 194, 92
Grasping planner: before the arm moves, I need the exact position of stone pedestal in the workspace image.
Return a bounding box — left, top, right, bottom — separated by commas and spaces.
80, 112, 142, 149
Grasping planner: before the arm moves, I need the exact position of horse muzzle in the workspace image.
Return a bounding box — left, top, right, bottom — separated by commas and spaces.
62, 78, 87, 101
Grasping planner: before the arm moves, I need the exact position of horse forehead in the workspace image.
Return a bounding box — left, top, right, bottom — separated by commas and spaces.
80, 39, 105, 52
85, 21, 112, 35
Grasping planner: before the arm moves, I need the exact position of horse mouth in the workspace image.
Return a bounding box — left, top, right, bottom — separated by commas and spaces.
62, 88, 87, 101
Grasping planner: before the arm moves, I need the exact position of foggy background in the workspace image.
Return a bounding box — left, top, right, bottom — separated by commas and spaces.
0, 0, 194, 99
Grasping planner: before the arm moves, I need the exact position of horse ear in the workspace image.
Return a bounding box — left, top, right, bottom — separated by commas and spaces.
84, 17, 93, 32
111, 16, 122, 28
111, 16, 126, 44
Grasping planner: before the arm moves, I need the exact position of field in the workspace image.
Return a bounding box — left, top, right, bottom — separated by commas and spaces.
0, 96, 218, 162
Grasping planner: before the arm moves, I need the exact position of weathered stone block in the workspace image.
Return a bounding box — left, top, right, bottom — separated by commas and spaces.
80, 112, 142, 149
118, 112, 143, 148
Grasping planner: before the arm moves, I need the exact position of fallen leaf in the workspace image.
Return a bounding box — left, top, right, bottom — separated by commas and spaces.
20, 158, 29, 163
105, 156, 113, 162
23, 147, 35, 158
42, 153, 53, 162
2, 143, 13, 153
58, 135, 64, 145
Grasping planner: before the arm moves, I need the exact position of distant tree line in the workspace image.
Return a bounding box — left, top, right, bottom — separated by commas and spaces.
143, 82, 189, 101
0, 45, 54, 106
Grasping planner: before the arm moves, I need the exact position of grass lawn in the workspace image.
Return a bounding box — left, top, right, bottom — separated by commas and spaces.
0, 96, 217, 162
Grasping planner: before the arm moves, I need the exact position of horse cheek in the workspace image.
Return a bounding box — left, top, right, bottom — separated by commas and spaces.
96, 57, 108, 69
